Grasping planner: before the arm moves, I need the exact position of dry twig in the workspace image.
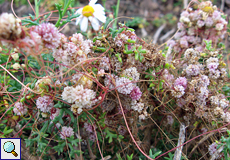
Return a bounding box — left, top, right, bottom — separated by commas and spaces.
152, 23, 166, 44
173, 123, 186, 160
160, 28, 176, 43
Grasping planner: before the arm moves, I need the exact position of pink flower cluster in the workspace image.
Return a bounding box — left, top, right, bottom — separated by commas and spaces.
21, 31, 43, 54
50, 107, 60, 120
33, 23, 61, 49
60, 126, 74, 139
70, 33, 93, 54
183, 48, 199, 63
171, 85, 185, 98
53, 33, 92, 66
54, 42, 85, 66
162, 69, 174, 87
185, 64, 200, 76
208, 142, 223, 158
171, 77, 187, 98
36, 95, 54, 112
170, 46, 228, 122
99, 56, 110, 71
115, 77, 135, 95
199, 75, 210, 87
62, 85, 97, 114
131, 100, 148, 120
104, 74, 117, 90
131, 100, 144, 113
104, 67, 142, 100
208, 142, 219, 156
122, 67, 140, 82
174, 77, 187, 88
166, 115, 174, 125
210, 94, 229, 109
114, 29, 137, 48
130, 87, 142, 100
84, 122, 96, 142
118, 125, 127, 135
206, 57, 222, 79
13, 102, 27, 116
168, 1, 228, 53
0, 13, 23, 41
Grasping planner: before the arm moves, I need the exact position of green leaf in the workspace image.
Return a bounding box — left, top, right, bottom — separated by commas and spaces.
117, 27, 125, 34
53, 142, 66, 155
54, 101, 62, 108
1, 120, 7, 124
224, 148, 228, 160
149, 149, 153, 157
74, 150, 82, 156
40, 121, 49, 133
47, 122, 54, 134
153, 151, 162, 158
135, 52, 139, 60
67, 136, 80, 147
37, 140, 48, 152
226, 137, 230, 149
53, 108, 64, 124
64, 108, 75, 123
139, 55, 144, 62
31, 132, 39, 137
103, 17, 113, 29
105, 128, 117, 143
150, 83, 155, 88
125, 17, 144, 27
149, 149, 162, 159
3, 127, 8, 133
0, 53, 9, 63
3, 128, 13, 135
68, 143, 78, 158
118, 135, 124, 140
7, 87, 18, 92
6, 107, 14, 114
116, 153, 123, 160
25, 139, 35, 147
68, 143, 74, 150
127, 154, 133, 160
204, 40, 212, 51
227, 130, 230, 136
164, 152, 174, 160
96, 132, 102, 142
37, 0, 44, 6
21, 18, 40, 26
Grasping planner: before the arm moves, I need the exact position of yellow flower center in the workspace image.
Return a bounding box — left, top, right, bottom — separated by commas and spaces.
82, 5, 95, 17
201, 6, 214, 13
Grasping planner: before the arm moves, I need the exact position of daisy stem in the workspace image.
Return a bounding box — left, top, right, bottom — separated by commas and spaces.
62, 0, 72, 18
55, 0, 72, 27
35, 0, 39, 18
113, 0, 120, 29
102, 0, 106, 9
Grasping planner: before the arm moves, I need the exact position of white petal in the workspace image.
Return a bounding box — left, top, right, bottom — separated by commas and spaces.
89, 0, 97, 6
93, 4, 105, 12
89, 17, 99, 31
75, 8, 83, 14
80, 17, 88, 32
93, 12, 106, 23
93, 5, 106, 18
93, 8, 105, 16
76, 16, 83, 25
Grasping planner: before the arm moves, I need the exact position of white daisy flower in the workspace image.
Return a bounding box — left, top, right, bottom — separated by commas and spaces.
75, 0, 106, 32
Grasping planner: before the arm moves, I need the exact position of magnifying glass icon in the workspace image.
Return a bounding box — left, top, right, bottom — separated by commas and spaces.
3, 141, 18, 157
